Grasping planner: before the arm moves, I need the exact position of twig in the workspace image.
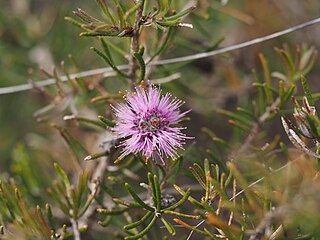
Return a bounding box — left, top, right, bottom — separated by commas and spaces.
64, 185, 81, 240
70, 217, 81, 240
78, 132, 116, 227
128, 0, 145, 84
78, 157, 108, 227
1, 17, 320, 95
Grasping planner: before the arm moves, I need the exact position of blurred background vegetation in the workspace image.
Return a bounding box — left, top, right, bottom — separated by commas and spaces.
1, 0, 320, 239
1, 0, 320, 169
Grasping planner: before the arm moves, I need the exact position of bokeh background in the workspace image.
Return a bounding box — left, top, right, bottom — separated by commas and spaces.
1, 0, 320, 202
2, 1, 320, 239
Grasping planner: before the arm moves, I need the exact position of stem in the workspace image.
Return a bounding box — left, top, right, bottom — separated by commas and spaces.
70, 217, 81, 240
78, 158, 107, 219
128, 0, 145, 86
78, 140, 116, 227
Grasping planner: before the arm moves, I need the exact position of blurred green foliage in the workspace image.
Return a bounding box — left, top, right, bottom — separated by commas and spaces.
1, 0, 320, 239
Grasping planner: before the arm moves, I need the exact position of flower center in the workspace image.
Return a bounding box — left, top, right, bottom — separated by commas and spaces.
138, 115, 161, 133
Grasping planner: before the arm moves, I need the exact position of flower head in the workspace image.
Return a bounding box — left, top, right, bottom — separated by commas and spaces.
112, 83, 191, 164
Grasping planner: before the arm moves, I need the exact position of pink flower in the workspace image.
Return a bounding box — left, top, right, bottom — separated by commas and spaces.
112, 84, 191, 164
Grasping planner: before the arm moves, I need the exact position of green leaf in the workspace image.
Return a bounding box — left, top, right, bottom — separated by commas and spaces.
301, 75, 314, 105
259, 53, 273, 104
54, 163, 71, 190
189, 164, 206, 189
236, 107, 257, 121
97, 207, 128, 215
84, 151, 108, 161
156, 19, 180, 27
274, 47, 295, 83
64, 115, 106, 129
64, 17, 83, 28
124, 183, 154, 211
98, 115, 116, 127
305, 115, 320, 140
124, 215, 157, 240
52, 124, 89, 164
95, 0, 116, 25
47, 187, 70, 215
163, 210, 200, 219
123, 211, 153, 230
173, 184, 207, 210
147, 172, 157, 209
91, 47, 129, 78
153, 175, 161, 211
76, 171, 89, 209
78, 191, 96, 218
164, 6, 195, 21
98, 215, 112, 227
161, 217, 176, 236
35, 205, 51, 237
112, 198, 142, 208
173, 218, 214, 239
124, 0, 145, 21
216, 109, 253, 127
282, 84, 295, 104
116, 4, 125, 28
100, 38, 114, 62
206, 36, 225, 52
45, 203, 55, 231
163, 188, 191, 211
201, 128, 228, 147
147, 27, 175, 63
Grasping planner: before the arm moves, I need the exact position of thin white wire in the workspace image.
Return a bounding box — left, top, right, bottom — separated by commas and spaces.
1, 17, 320, 95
